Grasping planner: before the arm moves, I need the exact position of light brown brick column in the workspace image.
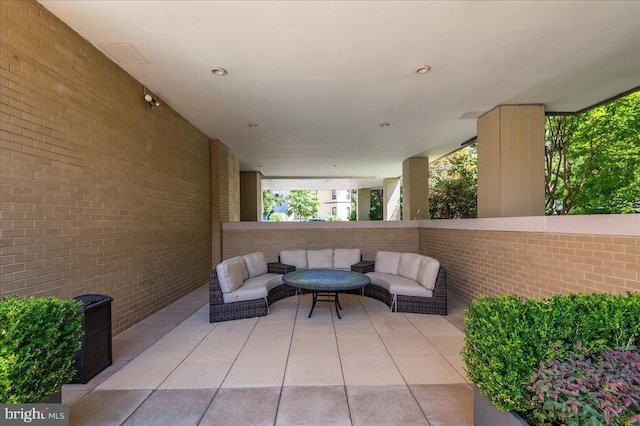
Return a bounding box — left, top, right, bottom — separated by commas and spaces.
383, 178, 401, 221
402, 157, 430, 220
240, 171, 262, 221
357, 189, 371, 221
477, 105, 545, 217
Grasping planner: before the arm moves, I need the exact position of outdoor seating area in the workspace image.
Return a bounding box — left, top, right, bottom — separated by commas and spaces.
63, 283, 472, 425
210, 249, 447, 323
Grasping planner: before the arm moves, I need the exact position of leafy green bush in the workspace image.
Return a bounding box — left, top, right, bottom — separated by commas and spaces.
462, 293, 640, 414
0, 296, 83, 403
530, 343, 640, 425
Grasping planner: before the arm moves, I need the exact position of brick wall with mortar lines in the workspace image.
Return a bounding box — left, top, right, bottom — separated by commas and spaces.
1, 0, 212, 334
419, 228, 639, 300
222, 227, 419, 264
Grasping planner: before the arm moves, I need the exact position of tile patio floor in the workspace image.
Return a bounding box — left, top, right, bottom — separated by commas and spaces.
63, 285, 472, 425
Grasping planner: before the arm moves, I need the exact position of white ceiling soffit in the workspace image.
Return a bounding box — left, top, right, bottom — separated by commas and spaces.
38, 1, 640, 189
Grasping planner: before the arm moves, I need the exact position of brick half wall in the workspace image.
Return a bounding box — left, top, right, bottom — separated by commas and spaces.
419, 217, 639, 300
222, 222, 419, 263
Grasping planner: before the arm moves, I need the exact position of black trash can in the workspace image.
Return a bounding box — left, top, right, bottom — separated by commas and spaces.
71, 294, 113, 384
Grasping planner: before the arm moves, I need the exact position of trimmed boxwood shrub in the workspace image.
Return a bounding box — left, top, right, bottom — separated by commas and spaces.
0, 296, 83, 403
461, 292, 640, 414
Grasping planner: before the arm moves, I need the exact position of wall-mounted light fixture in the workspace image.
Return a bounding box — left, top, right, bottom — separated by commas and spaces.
143, 87, 160, 109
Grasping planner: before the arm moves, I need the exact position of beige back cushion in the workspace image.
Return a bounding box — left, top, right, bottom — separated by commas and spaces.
399, 253, 423, 281
417, 256, 440, 290
216, 257, 247, 293
243, 252, 268, 277
374, 251, 401, 275
307, 249, 334, 269
334, 248, 361, 269
280, 249, 308, 269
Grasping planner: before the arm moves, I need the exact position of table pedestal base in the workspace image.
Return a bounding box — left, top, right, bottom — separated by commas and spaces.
309, 291, 343, 319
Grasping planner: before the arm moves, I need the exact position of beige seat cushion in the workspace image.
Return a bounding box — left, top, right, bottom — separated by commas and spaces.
307, 249, 334, 269
216, 257, 248, 293
374, 251, 401, 275
417, 256, 440, 290
399, 253, 423, 281
280, 249, 308, 269
334, 248, 361, 269
243, 252, 268, 277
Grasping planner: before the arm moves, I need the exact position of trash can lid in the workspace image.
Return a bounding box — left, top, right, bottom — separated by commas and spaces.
73, 294, 113, 310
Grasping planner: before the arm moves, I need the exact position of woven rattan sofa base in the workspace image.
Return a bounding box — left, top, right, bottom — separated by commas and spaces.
209, 262, 297, 323
210, 261, 447, 322
362, 267, 448, 315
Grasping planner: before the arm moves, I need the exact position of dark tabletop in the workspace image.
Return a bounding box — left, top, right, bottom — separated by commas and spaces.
283, 268, 371, 291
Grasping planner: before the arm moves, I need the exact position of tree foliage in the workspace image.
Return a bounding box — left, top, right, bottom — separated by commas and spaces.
546, 91, 640, 215
286, 190, 321, 221
262, 190, 285, 218
369, 189, 383, 220
428, 143, 478, 219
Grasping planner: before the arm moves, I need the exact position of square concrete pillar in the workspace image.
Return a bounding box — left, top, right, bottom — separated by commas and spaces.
357, 188, 371, 221
383, 177, 401, 221
240, 171, 262, 221
402, 157, 430, 220
477, 105, 545, 218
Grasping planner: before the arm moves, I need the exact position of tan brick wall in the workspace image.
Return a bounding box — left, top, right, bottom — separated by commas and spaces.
228, 155, 240, 222
1, 0, 212, 334
222, 225, 418, 263
419, 228, 639, 300
211, 140, 239, 264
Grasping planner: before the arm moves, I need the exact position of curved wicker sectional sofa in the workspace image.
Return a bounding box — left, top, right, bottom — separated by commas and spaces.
209, 249, 447, 323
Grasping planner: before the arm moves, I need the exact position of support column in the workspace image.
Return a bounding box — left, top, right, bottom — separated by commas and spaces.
383, 178, 401, 221
402, 157, 430, 220
356, 188, 371, 221
240, 171, 262, 221
477, 105, 545, 217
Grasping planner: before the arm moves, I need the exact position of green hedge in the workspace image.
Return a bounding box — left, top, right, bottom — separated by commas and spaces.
0, 296, 83, 403
461, 292, 640, 413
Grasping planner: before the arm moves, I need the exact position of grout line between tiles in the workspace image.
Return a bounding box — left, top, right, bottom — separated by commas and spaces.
273, 294, 301, 426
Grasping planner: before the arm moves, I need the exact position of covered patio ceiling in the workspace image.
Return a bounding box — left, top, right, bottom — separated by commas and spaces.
39, 1, 640, 190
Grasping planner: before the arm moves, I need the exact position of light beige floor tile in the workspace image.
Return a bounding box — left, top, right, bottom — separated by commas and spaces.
252, 319, 295, 336
359, 297, 392, 312
370, 314, 418, 334
133, 337, 201, 363
427, 334, 465, 356
188, 336, 247, 359
207, 318, 257, 339
289, 333, 339, 356
392, 355, 466, 385
159, 357, 235, 389
341, 355, 405, 386
406, 314, 465, 336
294, 318, 335, 335
239, 334, 292, 357
283, 355, 344, 386
222, 355, 288, 388
162, 320, 216, 339
446, 354, 470, 383
336, 334, 388, 356
333, 319, 378, 336
96, 359, 178, 390
379, 332, 440, 356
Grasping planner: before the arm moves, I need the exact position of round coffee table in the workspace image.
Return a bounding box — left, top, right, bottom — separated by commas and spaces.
283, 269, 370, 319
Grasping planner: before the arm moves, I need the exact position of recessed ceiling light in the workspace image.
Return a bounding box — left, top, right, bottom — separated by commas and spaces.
248, 123, 259, 128
210, 67, 228, 76
415, 65, 431, 74
379, 122, 390, 128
